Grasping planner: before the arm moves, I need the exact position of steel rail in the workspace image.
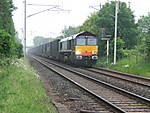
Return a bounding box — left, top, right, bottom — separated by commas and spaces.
85, 68, 150, 88
35, 55, 150, 105
32, 56, 126, 113
94, 67, 150, 81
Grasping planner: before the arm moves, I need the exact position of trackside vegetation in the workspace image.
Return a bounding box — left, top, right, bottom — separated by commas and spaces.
0, 0, 23, 61
0, 30, 23, 59
96, 55, 150, 78
108, 58, 150, 78
57, 1, 150, 78
0, 59, 58, 113
0, 0, 58, 112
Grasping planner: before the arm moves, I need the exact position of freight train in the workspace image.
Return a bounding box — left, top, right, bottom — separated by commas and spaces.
29, 31, 98, 67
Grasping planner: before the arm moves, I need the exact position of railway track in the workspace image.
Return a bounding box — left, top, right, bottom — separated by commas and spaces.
32, 55, 150, 113
72, 67, 150, 99
37, 56, 150, 99
91, 67, 150, 87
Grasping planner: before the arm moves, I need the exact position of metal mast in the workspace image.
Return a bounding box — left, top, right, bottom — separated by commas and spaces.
113, 0, 119, 64
23, 0, 27, 58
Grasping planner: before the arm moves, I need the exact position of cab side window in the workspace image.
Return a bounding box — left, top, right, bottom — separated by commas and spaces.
67, 40, 71, 50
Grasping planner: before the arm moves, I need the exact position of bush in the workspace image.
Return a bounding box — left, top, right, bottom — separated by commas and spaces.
0, 30, 23, 56
0, 30, 12, 57
11, 39, 23, 58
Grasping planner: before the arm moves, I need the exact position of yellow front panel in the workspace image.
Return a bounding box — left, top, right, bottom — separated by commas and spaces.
75, 46, 98, 56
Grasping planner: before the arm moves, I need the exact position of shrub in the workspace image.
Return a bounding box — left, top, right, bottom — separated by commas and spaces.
0, 30, 12, 57
0, 30, 23, 65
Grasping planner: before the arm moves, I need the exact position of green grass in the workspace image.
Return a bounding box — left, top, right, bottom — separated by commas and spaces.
0, 59, 58, 113
107, 56, 150, 78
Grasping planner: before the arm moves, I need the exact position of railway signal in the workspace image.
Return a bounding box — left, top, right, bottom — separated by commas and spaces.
101, 36, 111, 64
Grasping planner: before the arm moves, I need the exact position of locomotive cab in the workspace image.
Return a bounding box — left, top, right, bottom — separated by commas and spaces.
74, 34, 98, 66
59, 31, 98, 67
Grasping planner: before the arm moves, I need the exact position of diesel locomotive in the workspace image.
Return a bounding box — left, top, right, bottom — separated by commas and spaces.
30, 31, 98, 67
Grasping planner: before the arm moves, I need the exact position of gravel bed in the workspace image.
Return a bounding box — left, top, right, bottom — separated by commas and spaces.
28, 56, 114, 113
33, 56, 150, 113
73, 67, 150, 99
38, 57, 150, 99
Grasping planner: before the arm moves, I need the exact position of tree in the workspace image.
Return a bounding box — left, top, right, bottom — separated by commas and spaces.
81, 1, 137, 59
0, 0, 16, 36
0, 30, 12, 57
33, 36, 53, 46
12, 40, 23, 58
0, 30, 23, 58
109, 37, 125, 60
98, 1, 138, 49
55, 35, 64, 40
61, 26, 80, 38
0, 0, 23, 61
138, 13, 150, 60
80, 12, 100, 37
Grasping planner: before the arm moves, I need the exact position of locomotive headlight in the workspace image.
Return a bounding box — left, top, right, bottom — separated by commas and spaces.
92, 51, 97, 54
75, 50, 81, 55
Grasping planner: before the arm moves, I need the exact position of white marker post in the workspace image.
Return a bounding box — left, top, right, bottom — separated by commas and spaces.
101, 38, 110, 64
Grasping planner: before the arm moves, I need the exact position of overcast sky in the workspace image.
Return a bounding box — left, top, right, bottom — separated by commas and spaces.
12, 0, 150, 46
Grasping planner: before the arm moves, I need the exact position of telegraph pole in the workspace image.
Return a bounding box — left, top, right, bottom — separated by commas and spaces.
113, 0, 119, 64
23, 0, 27, 58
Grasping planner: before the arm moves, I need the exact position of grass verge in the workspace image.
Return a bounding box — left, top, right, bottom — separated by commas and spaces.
107, 57, 150, 78
96, 56, 150, 78
0, 59, 58, 113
